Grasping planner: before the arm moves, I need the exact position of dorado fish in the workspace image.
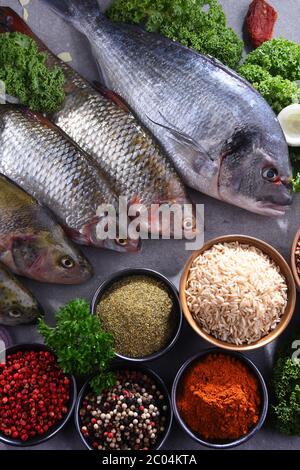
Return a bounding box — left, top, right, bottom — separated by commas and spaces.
0, 105, 139, 252
0, 175, 92, 284
0, 263, 42, 326
0, 7, 195, 237
42, 0, 293, 217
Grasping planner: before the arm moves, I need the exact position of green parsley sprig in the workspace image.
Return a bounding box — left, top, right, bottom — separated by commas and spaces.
38, 299, 115, 393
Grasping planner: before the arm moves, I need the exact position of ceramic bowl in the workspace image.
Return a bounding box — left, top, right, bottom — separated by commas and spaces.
180, 234, 296, 351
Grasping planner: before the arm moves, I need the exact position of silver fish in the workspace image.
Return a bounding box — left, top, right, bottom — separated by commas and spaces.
0, 6, 196, 237
0, 105, 139, 252
0, 175, 92, 284
0, 264, 42, 326
43, 0, 293, 217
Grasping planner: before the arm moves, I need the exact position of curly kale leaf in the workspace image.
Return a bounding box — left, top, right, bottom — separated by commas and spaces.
108, 0, 243, 69
0, 32, 65, 113
239, 64, 300, 115
244, 38, 300, 82
272, 355, 300, 435
290, 148, 300, 192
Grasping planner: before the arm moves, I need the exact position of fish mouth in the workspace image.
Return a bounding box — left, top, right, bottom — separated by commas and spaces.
256, 201, 291, 216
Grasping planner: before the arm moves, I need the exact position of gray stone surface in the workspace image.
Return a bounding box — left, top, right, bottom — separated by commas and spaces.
0, 0, 299, 451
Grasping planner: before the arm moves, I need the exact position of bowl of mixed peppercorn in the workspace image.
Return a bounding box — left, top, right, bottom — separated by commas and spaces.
0, 343, 77, 446
91, 268, 182, 362
75, 364, 173, 450
291, 228, 300, 290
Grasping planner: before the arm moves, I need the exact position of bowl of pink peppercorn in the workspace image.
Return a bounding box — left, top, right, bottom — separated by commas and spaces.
0, 343, 77, 446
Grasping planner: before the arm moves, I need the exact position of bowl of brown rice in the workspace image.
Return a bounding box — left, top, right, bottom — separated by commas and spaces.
180, 235, 296, 351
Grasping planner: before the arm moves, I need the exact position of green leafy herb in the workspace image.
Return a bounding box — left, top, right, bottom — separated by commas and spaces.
290, 148, 300, 192
38, 299, 115, 393
0, 32, 65, 113
238, 38, 300, 114
107, 0, 243, 69
238, 64, 300, 115
238, 39, 300, 192
271, 337, 300, 435
243, 38, 300, 81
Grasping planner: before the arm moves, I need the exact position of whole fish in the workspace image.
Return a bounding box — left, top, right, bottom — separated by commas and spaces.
0, 263, 42, 326
0, 105, 139, 252
0, 175, 92, 284
0, 7, 196, 237
42, 0, 293, 217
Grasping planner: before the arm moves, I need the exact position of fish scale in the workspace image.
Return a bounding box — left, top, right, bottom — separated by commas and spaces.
0, 105, 138, 251
0, 175, 92, 284
0, 264, 41, 326
41, 0, 293, 218
0, 5, 196, 236
53, 89, 187, 210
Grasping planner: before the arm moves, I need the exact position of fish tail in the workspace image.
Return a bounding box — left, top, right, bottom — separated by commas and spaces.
40, 0, 102, 26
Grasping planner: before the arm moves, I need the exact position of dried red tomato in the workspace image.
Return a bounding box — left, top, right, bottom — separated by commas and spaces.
246, 0, 278, 48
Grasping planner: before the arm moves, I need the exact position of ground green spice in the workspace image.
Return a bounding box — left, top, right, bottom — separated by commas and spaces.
96, 275, 175, 358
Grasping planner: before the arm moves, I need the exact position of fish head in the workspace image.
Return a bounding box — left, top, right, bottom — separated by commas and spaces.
141, 201, 197, 238
218, 127, 293, 216
11, 228, 93, 284
0, 275, 42, 326
88, 214, 141, 252
100, 236, 141, 252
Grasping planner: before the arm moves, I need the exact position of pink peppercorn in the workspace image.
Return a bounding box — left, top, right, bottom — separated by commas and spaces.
0, 350, 70, 442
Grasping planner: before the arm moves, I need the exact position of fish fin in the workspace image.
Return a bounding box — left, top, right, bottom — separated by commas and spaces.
146, 114, 213, 170
40, 0, 101, 24
93, 81, 130, 113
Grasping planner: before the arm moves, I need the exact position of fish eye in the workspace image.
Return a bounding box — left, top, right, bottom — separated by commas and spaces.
115, 238, 128, 247
182, 217, 195, 231
60, 255, 75, 269
262, 167, 279, 182
8, 310, 22, 318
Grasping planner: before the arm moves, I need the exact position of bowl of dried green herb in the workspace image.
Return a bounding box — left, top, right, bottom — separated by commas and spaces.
91, 268, 182, 362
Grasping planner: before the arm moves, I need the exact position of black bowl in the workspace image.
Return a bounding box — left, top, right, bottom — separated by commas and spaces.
0, 343, 77, 447
75, 363, 173, 450
172, 348, 268, 449
91, 268, 182, 362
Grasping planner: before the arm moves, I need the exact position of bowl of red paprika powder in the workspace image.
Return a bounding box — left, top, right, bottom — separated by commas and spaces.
172, 348, 268, 449
0, 343, 77, 447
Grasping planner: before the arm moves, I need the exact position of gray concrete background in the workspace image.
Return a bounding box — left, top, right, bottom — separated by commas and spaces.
0, 0, 299, 451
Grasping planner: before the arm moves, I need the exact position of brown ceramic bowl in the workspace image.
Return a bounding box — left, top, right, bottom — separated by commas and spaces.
291, 228, 300, 290
180, 234, 296, 351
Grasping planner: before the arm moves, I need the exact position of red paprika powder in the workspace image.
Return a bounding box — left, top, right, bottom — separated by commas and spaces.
177, 353, 261, 441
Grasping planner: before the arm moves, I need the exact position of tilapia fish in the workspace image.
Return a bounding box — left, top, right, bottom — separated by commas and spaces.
0, 6, 195, 237
0, 263, 41, 326
42, 0, 293, 217
0, 175, 92, 284
0, 105, 139, 252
